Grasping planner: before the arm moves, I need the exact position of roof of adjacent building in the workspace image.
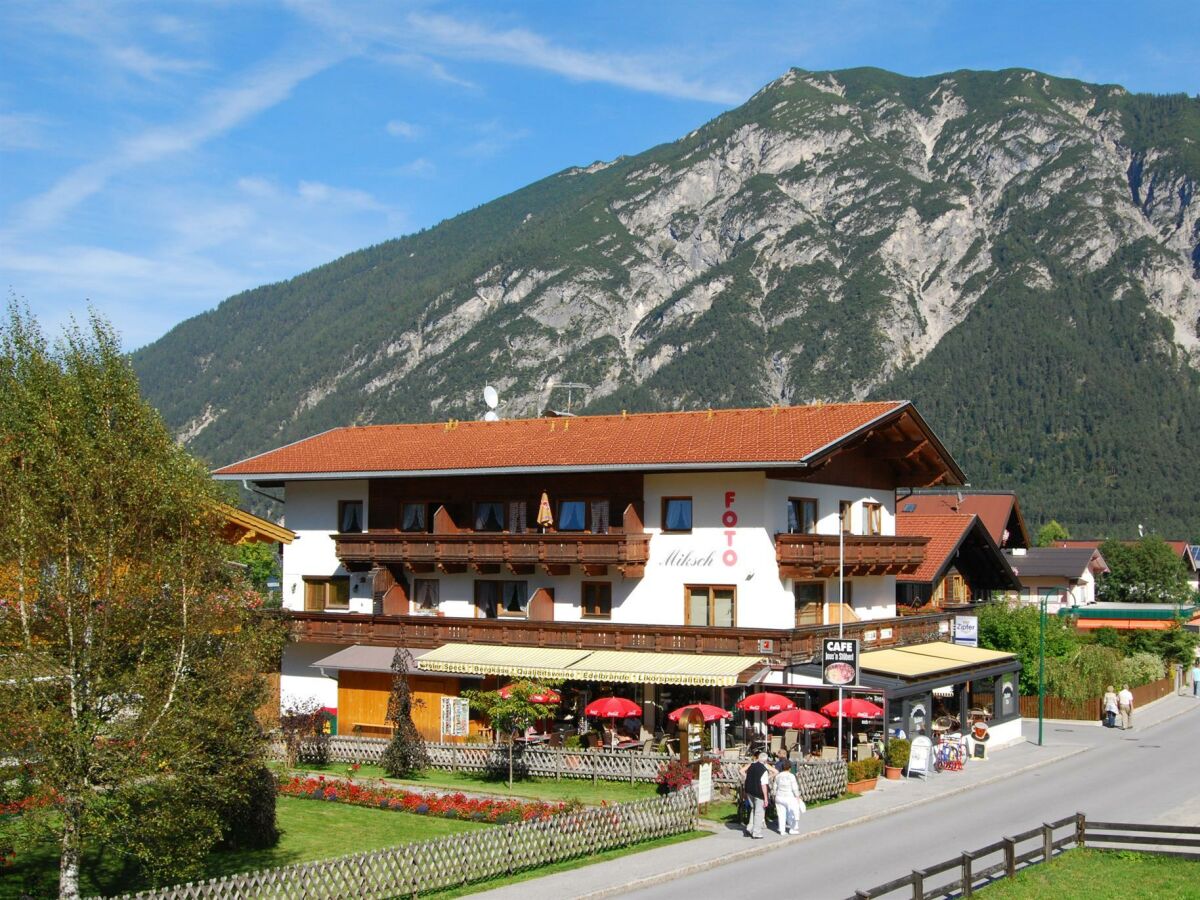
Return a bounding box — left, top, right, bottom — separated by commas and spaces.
213, 400, 965, 483
217, 503, 295, 544
901, 491, 1029, 548
896, 512, 1020, 589
1004, 547, 1108, 578
1053, 539, 1199, 571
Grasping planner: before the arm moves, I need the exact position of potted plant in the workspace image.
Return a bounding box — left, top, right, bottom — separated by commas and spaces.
846, 758, 881, 794
885, 739, 911, 780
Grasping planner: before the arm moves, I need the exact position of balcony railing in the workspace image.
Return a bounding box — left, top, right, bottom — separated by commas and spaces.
775, 533, 928, 579
335, 531, 651, 577
280, 610, 954, 664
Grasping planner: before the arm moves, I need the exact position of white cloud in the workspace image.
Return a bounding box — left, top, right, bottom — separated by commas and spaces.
458, 120, 530, 160
0, 112, 47, 150
12, 51, 341, 233
107, 45, 209, 81
386, 119, 423, 139
406, 12, 744, 104
395, 157, 436, 178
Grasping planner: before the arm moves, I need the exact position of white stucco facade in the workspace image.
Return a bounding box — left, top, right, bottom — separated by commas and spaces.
277, 471, 900, 628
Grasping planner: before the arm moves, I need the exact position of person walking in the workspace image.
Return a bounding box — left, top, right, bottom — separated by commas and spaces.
1101, 685, 1119, 728
1191, 661, 1200, 698
1118, 683, 1134, 730
743, 752, 771, 839
772, 758, 804, 834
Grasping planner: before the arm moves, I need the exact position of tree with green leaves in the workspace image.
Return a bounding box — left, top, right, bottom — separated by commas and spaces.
977, 601, 1079, 695
1098, 536, 1194, 605
0, 306, 285, 898
1036, 520, 1070, 547
464, 682, 559, 786
231, 541, 282, 607
380, 648, 430, 778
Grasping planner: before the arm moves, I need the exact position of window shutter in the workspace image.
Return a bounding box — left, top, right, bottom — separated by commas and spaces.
591, 500, 609, 534
509, 500, 527, 534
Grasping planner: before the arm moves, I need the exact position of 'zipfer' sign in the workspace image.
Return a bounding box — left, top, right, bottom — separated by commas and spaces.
953, 615, 979, 647
822, 638, 859, 687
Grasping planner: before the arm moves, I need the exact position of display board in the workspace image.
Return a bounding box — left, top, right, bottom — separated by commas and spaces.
953, 615, 979, 647
696, 763, 713, 804
822, 638, 860, 686
907, 736, 933, 780
440, 696, 470, 739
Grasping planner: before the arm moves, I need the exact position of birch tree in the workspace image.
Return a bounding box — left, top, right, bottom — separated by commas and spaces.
0, 306, 284, 898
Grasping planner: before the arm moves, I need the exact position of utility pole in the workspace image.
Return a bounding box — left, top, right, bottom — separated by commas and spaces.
1038, 595, 1046, 747
837, 522, 845, 757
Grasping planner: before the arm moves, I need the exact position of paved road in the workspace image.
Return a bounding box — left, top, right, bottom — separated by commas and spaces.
624, 706, 1200, 900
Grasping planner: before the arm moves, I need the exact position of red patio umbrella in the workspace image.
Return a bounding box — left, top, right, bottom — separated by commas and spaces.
735, 692, 797, 712
766, 708, 831, 730
584, 697, 643, 749
820, 697, 884, 720
498, 685, 561, 704
667, 703, 731, 724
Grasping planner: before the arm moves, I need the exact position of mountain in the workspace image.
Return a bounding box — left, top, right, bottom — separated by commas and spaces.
132, 67, 1200, 539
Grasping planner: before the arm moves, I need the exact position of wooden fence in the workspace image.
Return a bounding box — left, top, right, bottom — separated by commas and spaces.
108, 790, 697, 900
286, 735, 847, 800
1018, 673, 1175, 721
846, 813, 1200, 899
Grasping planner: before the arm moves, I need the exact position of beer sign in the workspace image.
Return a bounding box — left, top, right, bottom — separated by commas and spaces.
822, 638, 859, 687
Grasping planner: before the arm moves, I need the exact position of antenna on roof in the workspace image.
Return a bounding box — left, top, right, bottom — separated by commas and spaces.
482, 385, 500, 422
545, 382, 590, 416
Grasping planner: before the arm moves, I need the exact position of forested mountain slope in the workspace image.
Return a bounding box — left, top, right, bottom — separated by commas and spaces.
132, 67, 1200, 537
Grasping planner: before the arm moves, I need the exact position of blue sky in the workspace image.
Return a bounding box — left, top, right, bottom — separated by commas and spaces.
3, 1, 1199, 350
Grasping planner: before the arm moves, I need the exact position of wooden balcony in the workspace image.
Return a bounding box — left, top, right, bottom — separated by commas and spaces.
335, 530, 651, 578
280, 610, 954, 665
775, 533, 928, 579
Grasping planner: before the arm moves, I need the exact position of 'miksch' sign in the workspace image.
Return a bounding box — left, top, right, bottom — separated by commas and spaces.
822, 638, 859, 687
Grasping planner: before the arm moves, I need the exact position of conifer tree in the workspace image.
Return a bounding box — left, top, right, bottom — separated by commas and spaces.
380, 648, 430, 777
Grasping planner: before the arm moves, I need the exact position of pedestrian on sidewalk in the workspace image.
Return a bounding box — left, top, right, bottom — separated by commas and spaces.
1118, 684, 1134, 730
743, 752, 771, 839
772, 758, 804, 834
1191, 662, 1200, 697
1102, 685, 1119, 728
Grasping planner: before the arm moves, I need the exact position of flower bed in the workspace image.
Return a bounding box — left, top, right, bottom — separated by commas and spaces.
277, 775, 569, 823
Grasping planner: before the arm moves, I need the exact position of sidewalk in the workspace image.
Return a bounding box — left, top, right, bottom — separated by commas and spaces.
478, 691, 1197, 900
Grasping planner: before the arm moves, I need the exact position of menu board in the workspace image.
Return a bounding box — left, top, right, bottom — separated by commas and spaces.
696, 763, 713, 804
822, 638, 860, 687
440, 696, 470, 739
907, 736, 932, 780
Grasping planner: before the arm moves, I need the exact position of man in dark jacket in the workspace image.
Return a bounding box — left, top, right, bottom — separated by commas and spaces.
744, 752, 771, 839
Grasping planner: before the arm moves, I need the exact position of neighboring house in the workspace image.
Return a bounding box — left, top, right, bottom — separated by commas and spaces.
213, 402, 1020, 746
1053, 539, 1200, 593
895, 513, 1021, 611
1004, 547, 1109, 610
1064, 602, 1200, 633
218, 502, 295, 546
901, 490, 1030, 549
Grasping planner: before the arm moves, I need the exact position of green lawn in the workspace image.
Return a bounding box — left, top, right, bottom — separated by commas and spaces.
286, 762, 661, 804
977, 849, 1200, 898
0, 796, 486, 899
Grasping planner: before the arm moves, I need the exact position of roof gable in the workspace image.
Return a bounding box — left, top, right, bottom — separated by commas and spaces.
902, 491, 1029, 548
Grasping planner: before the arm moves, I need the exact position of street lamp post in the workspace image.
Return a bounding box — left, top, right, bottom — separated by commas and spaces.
1038, 595, 1047, 747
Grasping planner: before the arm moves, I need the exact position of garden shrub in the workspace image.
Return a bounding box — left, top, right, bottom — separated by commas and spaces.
1119, 651, 1166, 686
216, 765, 280, 851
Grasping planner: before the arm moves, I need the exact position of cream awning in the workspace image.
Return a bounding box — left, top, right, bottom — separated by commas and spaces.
566, 650, 765, 687
859, 642, 1016, 679
416, 643, 766, 687
415, 645, 593, 680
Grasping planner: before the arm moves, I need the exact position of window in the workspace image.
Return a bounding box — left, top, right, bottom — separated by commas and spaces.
662, 497, 693, 533
685, 585, 735, 627
839, 501, 854, 534
582, 582, 612, 619
401, 502, 428, 532
863, 502, 882, 536
558, 500, 587, 532
338, 500, 363, 533
304, 576, 350, 611
473, 501, 506, 532
787, 498, 818, 534
794, 582, 824, 626
412, 578, 439, 613
476, 580, 528, 618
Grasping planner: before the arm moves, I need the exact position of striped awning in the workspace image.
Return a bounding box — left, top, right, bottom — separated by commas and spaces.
415, 645, 592, 681
416, 643, 766, 687
566, 650, 765, 687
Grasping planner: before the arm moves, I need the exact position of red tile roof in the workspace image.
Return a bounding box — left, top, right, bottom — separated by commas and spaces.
895, 513, 976, 583
1054, 539, 1191, 558
902, 493, 1022, 546
214, 401, 940, 479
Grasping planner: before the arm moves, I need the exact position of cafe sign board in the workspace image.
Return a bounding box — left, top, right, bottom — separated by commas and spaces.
907, 735, 932, 780
822, 638, 859, 687
440, 696, 469, 740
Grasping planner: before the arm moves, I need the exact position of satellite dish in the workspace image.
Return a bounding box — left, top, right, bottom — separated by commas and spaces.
483, 410, 499, 422
483, 385, 499, 409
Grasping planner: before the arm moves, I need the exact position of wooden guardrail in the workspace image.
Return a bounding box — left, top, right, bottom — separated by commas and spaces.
1018, 674, 1176, 721
847, 814, 1200, 899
